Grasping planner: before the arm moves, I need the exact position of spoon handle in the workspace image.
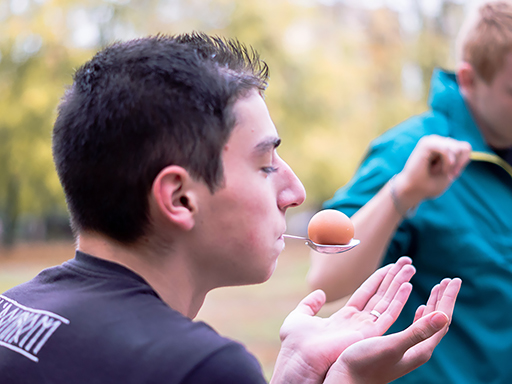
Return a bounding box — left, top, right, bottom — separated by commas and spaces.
282, 234, 308, 240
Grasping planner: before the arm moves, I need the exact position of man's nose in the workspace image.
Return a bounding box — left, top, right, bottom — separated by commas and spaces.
278, 161, 306, 210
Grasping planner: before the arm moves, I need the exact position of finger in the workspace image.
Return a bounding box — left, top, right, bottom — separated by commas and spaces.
424, 278, 452, 315
450, 160, 466, 180
420, 137, 449, 171
346, 257, 413, 310
396, 311, 448, 353
365, 264, 416, 314
433, 278, 462, 322
413, 305, 426, 322
354, 257, 413, 311
443, 151, 457, 175
375, 282, 413, 332
424, 137, 466, 176
389, 311, 449, 377
427, 151, 445, 175
292, 289, 326, 316
435, 278, 451, 308
422, 283, 440, 316
407, 279, 461, 352
406, 278, 461, 361
372, 257, 413, 297
437, 149, 458, 176
344, 264, 393, 310
451, 144, 472, 177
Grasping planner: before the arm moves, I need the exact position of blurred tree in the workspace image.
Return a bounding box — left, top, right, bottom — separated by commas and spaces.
0, 3, 76, 246
0, 0, 151, 246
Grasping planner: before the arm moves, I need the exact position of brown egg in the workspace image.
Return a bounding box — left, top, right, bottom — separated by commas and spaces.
307, 209, 355, 245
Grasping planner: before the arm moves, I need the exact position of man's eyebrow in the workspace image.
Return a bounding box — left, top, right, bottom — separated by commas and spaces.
254, 137, 281, 155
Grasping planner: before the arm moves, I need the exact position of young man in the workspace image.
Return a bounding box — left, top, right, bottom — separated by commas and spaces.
309, 1, 512, 383
0, 33, 460, 383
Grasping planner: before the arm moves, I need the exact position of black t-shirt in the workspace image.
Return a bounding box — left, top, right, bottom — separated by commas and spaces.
0, 251, 267, 384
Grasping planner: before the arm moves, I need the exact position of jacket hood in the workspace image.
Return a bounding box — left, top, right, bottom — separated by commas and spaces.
428, 68, 492, 153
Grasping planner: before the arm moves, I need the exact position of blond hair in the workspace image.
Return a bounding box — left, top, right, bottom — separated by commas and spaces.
456, 1, 512, 82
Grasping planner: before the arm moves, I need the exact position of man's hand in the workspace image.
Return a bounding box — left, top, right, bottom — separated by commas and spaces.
393, 135, 472, 210
271, 256, 416, 384
271, 257, 461, 384
324, 278, 462, 384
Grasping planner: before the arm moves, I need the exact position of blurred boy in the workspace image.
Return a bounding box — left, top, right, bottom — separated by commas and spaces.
309, 1, 512, 383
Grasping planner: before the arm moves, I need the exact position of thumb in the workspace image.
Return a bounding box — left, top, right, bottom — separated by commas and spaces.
400, 311, 448, 351
293, 289, 326, 316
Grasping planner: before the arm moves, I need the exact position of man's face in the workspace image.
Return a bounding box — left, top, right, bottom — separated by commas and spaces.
471, 52, 512, 149
191, 90, 306, 288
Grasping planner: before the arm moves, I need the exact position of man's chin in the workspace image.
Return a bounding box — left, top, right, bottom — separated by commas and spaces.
239, 260, 279, 286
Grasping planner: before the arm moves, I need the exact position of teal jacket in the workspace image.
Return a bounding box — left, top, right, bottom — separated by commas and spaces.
325, 69, 512, 383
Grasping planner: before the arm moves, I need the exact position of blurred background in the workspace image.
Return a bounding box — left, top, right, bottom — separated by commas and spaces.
0, 0, 486, 379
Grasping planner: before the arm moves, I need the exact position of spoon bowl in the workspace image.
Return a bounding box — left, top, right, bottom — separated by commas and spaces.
283, 234, 360, 254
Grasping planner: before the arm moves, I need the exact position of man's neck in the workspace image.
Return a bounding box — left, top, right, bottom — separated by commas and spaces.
76, 232, 207, 318
465, 100, 512, 150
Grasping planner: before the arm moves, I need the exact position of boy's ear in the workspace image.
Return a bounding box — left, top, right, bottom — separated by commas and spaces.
151, 165, 199, 231
456, 62, 476, 98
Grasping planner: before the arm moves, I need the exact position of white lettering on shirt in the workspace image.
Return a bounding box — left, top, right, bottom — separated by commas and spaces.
0, 295, 69, 362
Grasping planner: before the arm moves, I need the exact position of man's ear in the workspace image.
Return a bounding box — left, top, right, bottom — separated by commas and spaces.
151, 165, 199, 231
456, 62, 476, 99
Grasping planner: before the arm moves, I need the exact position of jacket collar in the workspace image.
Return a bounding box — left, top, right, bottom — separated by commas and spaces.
428, 68, 493, 153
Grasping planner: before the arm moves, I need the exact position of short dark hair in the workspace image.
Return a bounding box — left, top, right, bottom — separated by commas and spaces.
52, 33, 269, 243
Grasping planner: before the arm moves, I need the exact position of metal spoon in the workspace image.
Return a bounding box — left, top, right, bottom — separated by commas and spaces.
283, 234, 360, 254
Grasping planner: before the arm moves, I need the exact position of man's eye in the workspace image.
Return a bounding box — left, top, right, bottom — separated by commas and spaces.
262, 166, 278, 174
